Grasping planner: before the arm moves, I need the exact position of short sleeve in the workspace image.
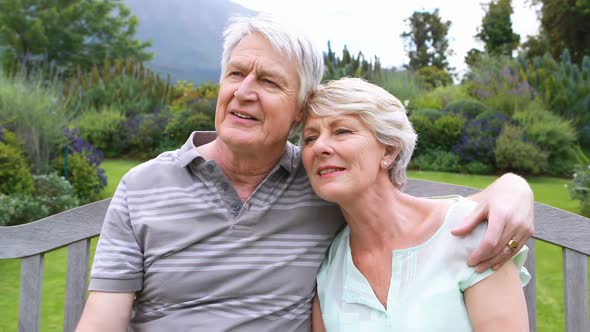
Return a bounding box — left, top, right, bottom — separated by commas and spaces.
459, 246, 531, 291
89, 177, 144, 292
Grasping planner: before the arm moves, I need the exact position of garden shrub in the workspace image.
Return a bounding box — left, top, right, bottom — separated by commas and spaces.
462, 161, 495, 175
51, 129, 106, 204
410, 149, 462, 172
52, 152, 105, 204
467, 55, 535, 116
375, 70, 427, 110
122, 112, 169, 157
0, 129, 34, 195
568, 164, 590, 217
443, 99, 488, 119
413, 85, 471, 110
494, 125, 548, 175
431, 114, 466, 151
0, 194, 48, 226
453, 111, 508, 165
415, 66, 453, 90
513, 103, 577, 176
164, 106, 215, 147
76, 107, 125, 157
0, 68, 68, 173
410, 108, 442, 122
33, 173, 79, 215
0, 144, 34, 195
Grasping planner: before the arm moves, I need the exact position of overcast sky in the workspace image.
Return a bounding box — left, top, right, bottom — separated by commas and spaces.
230, 0, 540, 76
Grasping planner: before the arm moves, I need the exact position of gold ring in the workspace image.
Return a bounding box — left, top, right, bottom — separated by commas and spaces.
507, 239, 519, 250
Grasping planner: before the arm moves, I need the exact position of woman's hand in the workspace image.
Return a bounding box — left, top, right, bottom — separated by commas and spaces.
453, 173, 534, 273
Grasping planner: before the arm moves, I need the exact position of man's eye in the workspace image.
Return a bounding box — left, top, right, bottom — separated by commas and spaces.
229, 71, 242, 77
262, 78, 278, 87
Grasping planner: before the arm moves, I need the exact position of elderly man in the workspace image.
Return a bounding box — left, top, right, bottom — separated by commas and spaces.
76, 15, 534, 332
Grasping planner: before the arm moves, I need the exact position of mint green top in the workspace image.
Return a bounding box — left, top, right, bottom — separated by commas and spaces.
316, 196, 530, 331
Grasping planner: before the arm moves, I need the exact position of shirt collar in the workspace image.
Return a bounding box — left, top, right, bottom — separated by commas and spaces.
176, 131, 299, 174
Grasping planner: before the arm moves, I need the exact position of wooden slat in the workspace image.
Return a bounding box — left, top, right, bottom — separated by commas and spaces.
563, 248, 589, 332
524, 239, 537, 332
0, 199, 109, 259
18, 254, 44, 332
63, 239, 91, 332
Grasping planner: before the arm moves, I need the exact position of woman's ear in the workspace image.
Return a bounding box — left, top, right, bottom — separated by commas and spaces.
382, 145, 399, 169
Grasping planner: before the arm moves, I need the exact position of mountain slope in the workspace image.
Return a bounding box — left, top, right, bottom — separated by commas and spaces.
124, 0, 255, 84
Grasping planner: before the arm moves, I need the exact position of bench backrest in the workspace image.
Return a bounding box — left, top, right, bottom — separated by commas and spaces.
0, 132, 588, 332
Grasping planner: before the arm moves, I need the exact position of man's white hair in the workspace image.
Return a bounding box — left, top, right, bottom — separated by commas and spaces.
221, 14, 324, 109
305, 77, 418, 189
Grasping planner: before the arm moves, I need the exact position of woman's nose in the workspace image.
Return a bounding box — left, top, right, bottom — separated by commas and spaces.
312, 135, 334, 156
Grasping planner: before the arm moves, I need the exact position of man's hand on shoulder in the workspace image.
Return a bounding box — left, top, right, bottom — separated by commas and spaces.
452, 173, 534, 273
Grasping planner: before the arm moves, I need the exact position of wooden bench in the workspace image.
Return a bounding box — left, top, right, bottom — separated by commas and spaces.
0, 135, 588, 331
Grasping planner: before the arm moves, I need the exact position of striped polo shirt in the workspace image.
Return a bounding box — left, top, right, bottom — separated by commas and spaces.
89, 132, 345, 331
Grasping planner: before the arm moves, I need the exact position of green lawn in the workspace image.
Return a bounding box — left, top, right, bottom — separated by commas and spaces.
0, 162, 587, 331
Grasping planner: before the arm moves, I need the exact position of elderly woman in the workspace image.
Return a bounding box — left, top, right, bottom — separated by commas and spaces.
303, 78, 530, 332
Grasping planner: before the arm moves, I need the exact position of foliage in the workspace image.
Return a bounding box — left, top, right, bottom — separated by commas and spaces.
0, 194, 48, 226
410, 149, 462, 172
0, 136, 34, 195
164, 102, 215, 147
0, 0, 152, 72
513, 102, 577, 176
65, 58, 177, 117
374, 70, 427, 110
413, 85, 471, 110
462, 161, 495, 175
32, 173, 79, 216
494, 125, 548, 174
401, 9, 453, 71
410, 108, 442, 122
411, 113, 466, 154
530, 0, 590, 63
517, 50, 590, 139
453, 111, 508, 165
466, 55, 534, 115
171, 81, 219, 111
323, 42, 381, 81
568, 164, 590, 216
51, 128, 106, 204
0, 68, 68, 173
119, 112, 169, 157
476, 0, 520, 56
443, 99, 489, 119
76, 107, 125, 157
415, 66, 453, 90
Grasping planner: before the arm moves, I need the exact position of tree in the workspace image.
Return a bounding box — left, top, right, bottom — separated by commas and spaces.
0, 0, 152, 71
401, 9, 453, 71
476, 0, 520, 56
529, 0, 590, 63
322, 41, 382, 81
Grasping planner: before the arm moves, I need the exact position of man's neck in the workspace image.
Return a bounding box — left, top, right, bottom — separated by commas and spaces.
198, 138, 286, 202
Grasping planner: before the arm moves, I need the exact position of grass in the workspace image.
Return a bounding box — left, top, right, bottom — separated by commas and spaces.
0, 162, 586, 331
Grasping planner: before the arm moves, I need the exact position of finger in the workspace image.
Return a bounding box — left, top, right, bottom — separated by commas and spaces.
474, 245, 515, 273
452, 203, 487, 236
467, 218, 505, 266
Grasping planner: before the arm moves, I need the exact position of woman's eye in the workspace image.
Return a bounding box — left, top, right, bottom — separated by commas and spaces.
303, 136, 317, 145
335, 129, 352, 135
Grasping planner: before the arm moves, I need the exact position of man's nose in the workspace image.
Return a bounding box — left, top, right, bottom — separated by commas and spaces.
233, 74, 257, 102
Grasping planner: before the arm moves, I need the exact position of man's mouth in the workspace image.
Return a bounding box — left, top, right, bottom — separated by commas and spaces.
232, 111, 256, 120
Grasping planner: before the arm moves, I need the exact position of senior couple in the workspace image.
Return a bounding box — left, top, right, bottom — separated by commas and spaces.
77, 15, 532, 331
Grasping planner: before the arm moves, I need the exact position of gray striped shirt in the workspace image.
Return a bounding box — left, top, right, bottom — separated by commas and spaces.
89, 132, 345, 331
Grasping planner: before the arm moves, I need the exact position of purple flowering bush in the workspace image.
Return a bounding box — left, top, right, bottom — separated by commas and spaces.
453, 111, 509, 166
51, 128, 106, 204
